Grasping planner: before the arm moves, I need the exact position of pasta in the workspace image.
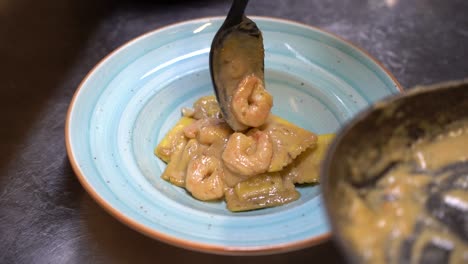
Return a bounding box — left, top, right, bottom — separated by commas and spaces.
155, 93, 333, 211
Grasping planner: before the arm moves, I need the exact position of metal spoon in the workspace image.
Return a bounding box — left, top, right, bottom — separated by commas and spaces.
209, 0, 264, 131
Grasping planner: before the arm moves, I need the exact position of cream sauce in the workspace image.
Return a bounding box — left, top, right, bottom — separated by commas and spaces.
155, 96, 324, 211
344, 125, 468, 263
212, 31, 265, 131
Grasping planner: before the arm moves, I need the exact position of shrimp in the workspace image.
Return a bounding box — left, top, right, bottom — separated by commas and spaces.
231, 74, 273, 128
183, 117, 232, 145
192, 95, 222, 120
161, 139, 206, 187
221, 130, 273, 176
198, 123, 232, 145
185, 155, 225, 201
183, 118, 221, 139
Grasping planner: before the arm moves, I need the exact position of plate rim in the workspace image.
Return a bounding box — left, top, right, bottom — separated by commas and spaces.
65, 16, 403, 255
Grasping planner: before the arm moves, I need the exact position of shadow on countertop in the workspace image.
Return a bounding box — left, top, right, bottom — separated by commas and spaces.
0, 0, 225, 174
0, 0, 111, 171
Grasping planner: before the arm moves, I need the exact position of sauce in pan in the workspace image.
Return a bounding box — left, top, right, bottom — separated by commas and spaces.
342, 124, 468, 263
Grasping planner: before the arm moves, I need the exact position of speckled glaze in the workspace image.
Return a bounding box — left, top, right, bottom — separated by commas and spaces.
65, 17, 401, 255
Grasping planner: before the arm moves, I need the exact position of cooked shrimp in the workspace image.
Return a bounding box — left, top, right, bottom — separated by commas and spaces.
181, 107, 195, 117
198, 124, 232, 145
183, 118, 222, 139
221, 130, 273, 176
222, 165, 248, 187
161, 139, 206, 187
231, 74, 273, 128
183, 117, 232, 145
185, 155, 224, 201
192, 95, 222, 120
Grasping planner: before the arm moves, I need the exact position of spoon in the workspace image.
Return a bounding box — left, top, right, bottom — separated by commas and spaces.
209, 0, 265, 131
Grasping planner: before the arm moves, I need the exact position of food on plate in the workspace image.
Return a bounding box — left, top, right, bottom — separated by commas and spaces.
155, 79, 333, 212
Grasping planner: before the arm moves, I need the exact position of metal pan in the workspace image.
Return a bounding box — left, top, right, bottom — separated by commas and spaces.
321, 80, 468, 263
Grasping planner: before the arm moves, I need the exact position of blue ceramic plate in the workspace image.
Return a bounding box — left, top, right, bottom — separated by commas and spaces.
66, 17, 401, 255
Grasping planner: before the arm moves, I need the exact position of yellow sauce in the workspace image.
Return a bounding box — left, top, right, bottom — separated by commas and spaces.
343, 125, 468, 263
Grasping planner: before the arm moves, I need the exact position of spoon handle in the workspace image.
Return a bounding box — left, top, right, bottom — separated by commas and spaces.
223, 0, 249, 28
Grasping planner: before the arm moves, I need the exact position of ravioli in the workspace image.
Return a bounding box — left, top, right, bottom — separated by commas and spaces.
259, 115, 318, 172
154, 95, 332, 212
154, 116, 195, 163
191, 95, 222, 119
225, 173, 300, 212
284, 133, 335, 184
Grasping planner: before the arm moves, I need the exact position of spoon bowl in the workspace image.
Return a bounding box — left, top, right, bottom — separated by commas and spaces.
209, 0, 265, 131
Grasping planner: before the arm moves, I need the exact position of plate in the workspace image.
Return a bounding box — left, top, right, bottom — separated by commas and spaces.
66, 17, 402, 255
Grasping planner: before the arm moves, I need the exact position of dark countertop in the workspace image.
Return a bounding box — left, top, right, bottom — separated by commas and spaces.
1, 0, 467, 263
